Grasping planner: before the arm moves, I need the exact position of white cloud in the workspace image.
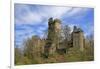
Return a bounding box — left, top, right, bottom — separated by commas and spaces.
38, 6, 72, 18
15, 4, 89, 25
67, 8, 83, 16
20, 12, 42, 23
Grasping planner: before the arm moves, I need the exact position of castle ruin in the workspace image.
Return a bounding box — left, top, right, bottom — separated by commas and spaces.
44, 18, 84, 57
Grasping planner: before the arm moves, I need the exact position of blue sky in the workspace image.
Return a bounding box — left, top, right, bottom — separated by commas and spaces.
14, 4, 94, 48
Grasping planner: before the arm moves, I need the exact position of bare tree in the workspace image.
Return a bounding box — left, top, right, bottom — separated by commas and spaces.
63, 25, 71, 40
23, 36, 40, 59
60, 25, 71, 53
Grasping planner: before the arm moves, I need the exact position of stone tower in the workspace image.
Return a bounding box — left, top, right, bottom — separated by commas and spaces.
72, 26, 84, 51
53, 18, 61, 50
44, 18, 61, 57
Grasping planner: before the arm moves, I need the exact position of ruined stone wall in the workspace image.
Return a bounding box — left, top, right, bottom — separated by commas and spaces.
44, 18, 61, 55
72, 26, 84, 51
79, 32, 84, 51
44, 18, 84, 57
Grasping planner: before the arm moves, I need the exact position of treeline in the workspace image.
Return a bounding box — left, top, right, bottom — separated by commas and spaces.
15, 25, 94, 65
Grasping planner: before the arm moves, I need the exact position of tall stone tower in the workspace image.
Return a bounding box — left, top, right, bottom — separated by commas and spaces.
53, 18, 61, 50
72, 26, 84, 51
44, 18, 61, 57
